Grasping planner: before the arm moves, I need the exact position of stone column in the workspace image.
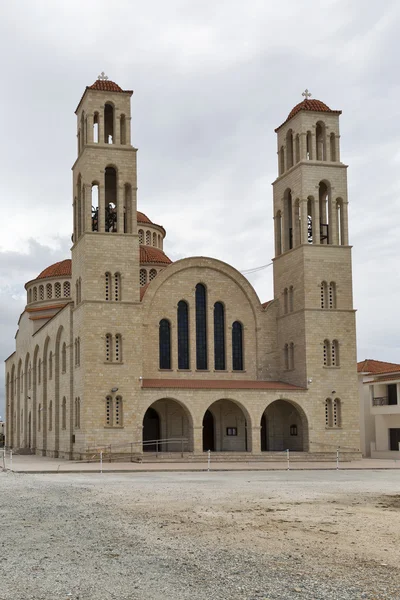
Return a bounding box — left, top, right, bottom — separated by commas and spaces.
115, 113, 121, 145
193, 425, 204, 454
249, 425, 261, 454
98, 114, 104, 145
99, 182, 105, 232
313, 198, 320, 244
127, 117, 132, 146
83, 184, 92, 232
329, 195, 338, 245
342, 201, 349, 245
117, 185, 124, 233
300, 132, 307, 161
87, 114, 94, 144
300, 199, 308, 244
335, 135, 341, 162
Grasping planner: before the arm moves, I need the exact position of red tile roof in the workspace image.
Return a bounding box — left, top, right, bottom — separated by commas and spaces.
275, 99, 341, 132
364, 374, 400, 385
89, 80, 124, 93
142, 379, 305, 390
137, 211, 153, 224
262, 300, 273, 310
357, 359, 400, 375
37, 259, 72, 280
140, 245, 172, 265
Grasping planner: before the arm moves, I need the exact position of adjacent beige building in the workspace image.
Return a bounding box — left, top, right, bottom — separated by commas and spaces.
358, 359, 400, 458
4, 79, 360, 460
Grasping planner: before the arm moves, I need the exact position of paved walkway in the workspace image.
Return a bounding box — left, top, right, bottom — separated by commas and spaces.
1, 454, 400, 473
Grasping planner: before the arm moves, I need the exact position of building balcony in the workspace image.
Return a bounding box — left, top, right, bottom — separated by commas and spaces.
371, 396, 400, 415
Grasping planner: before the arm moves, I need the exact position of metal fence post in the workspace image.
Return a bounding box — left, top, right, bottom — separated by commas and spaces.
10, 449, 13, 471
207, 449, 211, 472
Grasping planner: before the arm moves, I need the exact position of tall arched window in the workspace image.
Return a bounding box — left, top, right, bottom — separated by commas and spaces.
139, 229, 144, 244
149, 269, 157, 281
62, 342, 67, 373
74, 398, 80, 429
38, 359, 41, 385
105, 334, 112, 362
63, 281, 70, 297
286, 129, 294, 169
48, 401, 53, 431
306, 131, 312, 160
316, 121, 326, 160
46, 283, 52, 299
55, 282, 61, 298
177, 300, 189, 370
62, 397, 67, 430
140, 269, 147, 286
284, 344, 289, 370
120, 114, 126, 145
214, 302, 225, 370
39, 285, 44, 300
49, 352, 53, 380
283, 288, 288, 314
159, 319, 171, 370
325, 398, 332, 427
152, 232, 157, 246
104, 103, 114, 143
323, 339, 330, 366
329, 282, 336, 309
105, 272, 111, 301
115, 396, 122, 426
331, 340, 339, 366
105, 166, 117, 232
93, 112, 99, 143
320, 281, 328, 309
115, 334, 122, 362
232, 321, 244, 371
33, 287, 38, 302
289, 342, 294, 370
195, 284, 207, 370
333, 398, 341, 427
114, 272, 121, 301
38, 404, 41, 432
106, 396, 112, 426
279, 146, 285, 174
319, 181, 330, 244
289, 286, 294, 312
295, 134, 300, 163
146, 230, 151, 245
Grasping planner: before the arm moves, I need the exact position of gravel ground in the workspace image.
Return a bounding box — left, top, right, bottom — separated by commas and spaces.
0, 470, 399, 600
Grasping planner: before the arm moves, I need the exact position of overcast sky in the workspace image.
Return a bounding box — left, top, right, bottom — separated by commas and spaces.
1, 0, 399, 418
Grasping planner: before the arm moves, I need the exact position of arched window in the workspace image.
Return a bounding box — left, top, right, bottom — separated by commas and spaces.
323, 339, 330, 366
106, 396, 112, 426
28, 289, 32, 304
105, 167, 117, 232
289, 286, 294, 312
74, 397, 80, 429
331, 340, 339, 366
104, 103, 114, 144
146, 230, 151, 245
62, 397, 67, 430
159, 319, 171, 370
283, 288, 288, 314
214, 302, 225, 370
195, 284, 207, 370
46, 283, 52, 299
286, 129, 294, 169
279, 146, 285, 175
329, 282, 336, 309
158, 234, 161, 248
39, 285, 44, 300
275, 211, 282, 256
38, 359, 41, 385
333, 398, 341, 427
33, 287, 37, 302
93, 112, 99, 143
319, 181, 330, 244
289, 342, 294, 370
232, 321, 244, 371
140, 269, 147, 286
177, 300, 189, 370
120, 114, 126, 145
320, 281, 328, 309
91, 183, 99, 232
330, 132, 336, 162
149, 269, 157, 281
115, 396, 122, 426
49, 352, 53, 380
284, 343, 289, 370
316, 121, 326, 160
38, 404, 41, 432
114, 272, 121, 301
284, 189, 293, 250
62, 342, 67, 373
306, 130, 312, 160
49, 401, 53, 431
325, 398, 332, 427
105, 334, 112, 362
63, 281, 70, 297
295, 134, 300, 163
124, 184, 132, 233
290, 424, 298, 436
138, 229, 144, 244
152, 232, 157, 246
105, 272, 111, 301
115, 334, 122, 362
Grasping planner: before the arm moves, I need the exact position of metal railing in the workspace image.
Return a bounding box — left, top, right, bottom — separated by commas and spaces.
85, 437, 189, 462
372, 396, 389, 406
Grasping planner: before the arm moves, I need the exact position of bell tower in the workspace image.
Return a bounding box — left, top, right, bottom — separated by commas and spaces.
272, 91, 358, 419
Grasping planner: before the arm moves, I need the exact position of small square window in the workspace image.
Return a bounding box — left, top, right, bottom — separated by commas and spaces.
226, 427, 237, 436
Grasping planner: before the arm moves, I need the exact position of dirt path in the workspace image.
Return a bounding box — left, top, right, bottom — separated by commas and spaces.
1, 470, 399, 599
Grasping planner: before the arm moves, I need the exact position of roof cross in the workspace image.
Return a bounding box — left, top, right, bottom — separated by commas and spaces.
302, 89, 312, 100
98, 71, 109, 81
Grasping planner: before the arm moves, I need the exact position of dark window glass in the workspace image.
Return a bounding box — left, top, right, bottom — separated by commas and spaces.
195, 284, 207, 370
159, 319, 171, 369
178, 300, 189, 369
232, 321, 243, 371
214, 302, 225, 370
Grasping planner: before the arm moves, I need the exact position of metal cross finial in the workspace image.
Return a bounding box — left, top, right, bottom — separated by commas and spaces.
98, 71, 109, 81
302, 89, 312, 100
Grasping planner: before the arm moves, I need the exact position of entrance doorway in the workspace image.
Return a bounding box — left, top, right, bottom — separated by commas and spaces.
389, 428, 400, 451
261, 400, 308, 451
143, 407, 160, 452
202, 410, 215, 451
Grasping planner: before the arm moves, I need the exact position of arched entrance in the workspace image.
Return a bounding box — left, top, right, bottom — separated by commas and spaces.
203, 399, 250, 452
143, 407, 160, 452
202, 410, 215, 451
261, 400, 308, 451
142, 399, 192, 452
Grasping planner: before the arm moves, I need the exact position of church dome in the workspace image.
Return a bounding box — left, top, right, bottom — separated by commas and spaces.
275, 98, 341, 131
137, 211, 153, 225
37, 259, 72, 280
89, 79, 124, 93
140, 246, 172, 265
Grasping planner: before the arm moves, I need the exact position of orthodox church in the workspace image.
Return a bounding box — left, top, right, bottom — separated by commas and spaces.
4, 78, 360, 459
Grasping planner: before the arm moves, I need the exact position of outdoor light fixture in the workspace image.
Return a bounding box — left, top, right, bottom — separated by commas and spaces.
307, 378, 313, 384
111, 387, 118, 393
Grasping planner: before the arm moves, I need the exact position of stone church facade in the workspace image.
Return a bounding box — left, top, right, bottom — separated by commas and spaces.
4, 79, 360, 459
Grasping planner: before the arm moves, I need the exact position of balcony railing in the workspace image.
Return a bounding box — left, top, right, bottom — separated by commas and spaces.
372, 397, 388, 406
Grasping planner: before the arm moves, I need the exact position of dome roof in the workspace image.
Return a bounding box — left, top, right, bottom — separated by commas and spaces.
89, 79, 124, 93
140, 246, 172, 265
37, 259, 72, 280
137, 211, 153, 224
275, 98, 341, 131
